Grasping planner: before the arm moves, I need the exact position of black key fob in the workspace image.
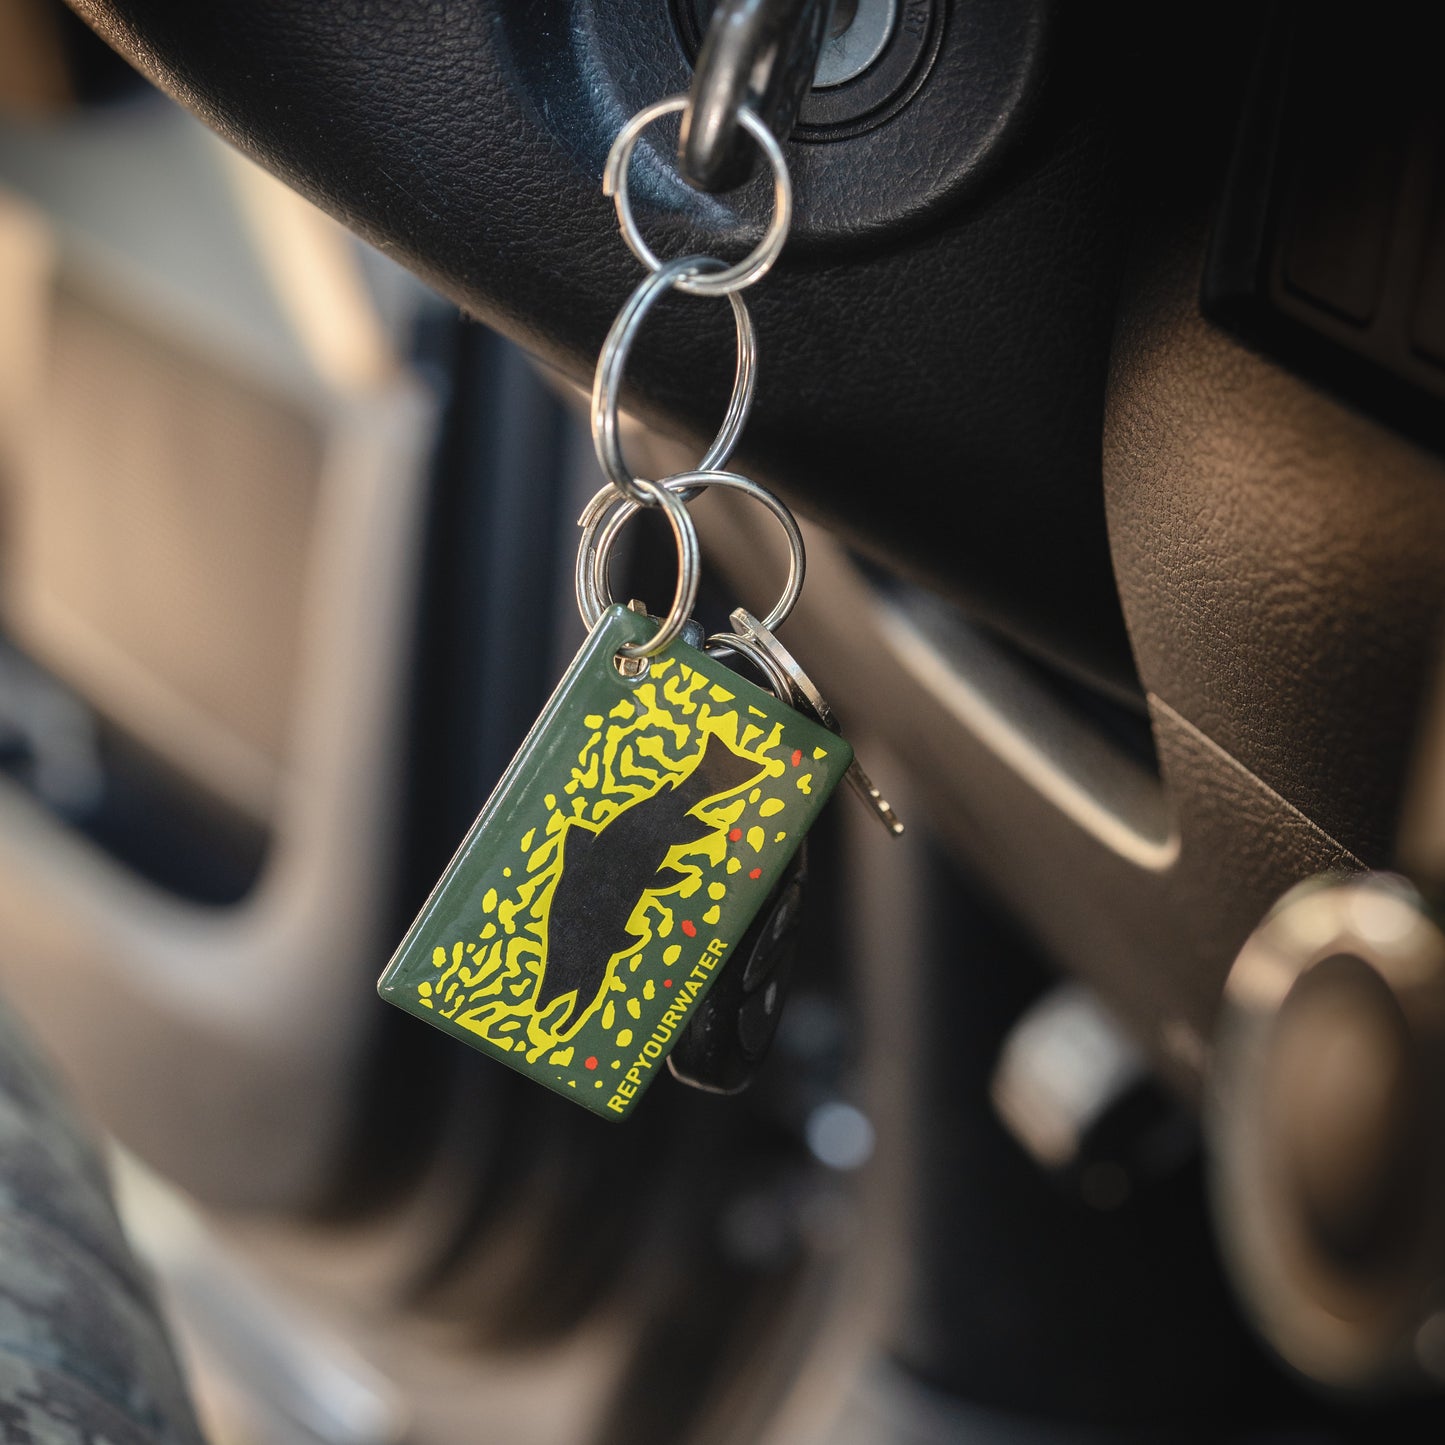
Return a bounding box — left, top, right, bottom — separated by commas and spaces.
668, 842, 808, 1095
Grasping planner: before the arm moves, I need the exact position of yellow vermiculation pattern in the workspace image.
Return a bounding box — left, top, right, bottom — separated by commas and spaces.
417, 656, 785, 1065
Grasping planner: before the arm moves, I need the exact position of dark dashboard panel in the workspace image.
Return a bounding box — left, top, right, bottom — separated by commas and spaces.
1206, 10, 1445, 456
61, 0, 1256, 698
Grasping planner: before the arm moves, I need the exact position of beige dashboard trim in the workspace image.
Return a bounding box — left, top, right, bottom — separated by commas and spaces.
878, 599, 1182, 874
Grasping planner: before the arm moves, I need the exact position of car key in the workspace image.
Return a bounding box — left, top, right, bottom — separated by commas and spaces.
668, 841, 808, 1095
727, 607, 903, 836
377, 604, 851, 1120
377, 89, 897, 1121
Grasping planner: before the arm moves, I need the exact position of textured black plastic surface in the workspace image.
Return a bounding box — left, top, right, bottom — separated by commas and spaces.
1113, 234, 1445, 868
1205, 10, 1445, 456
65, 0, 1141, 695
669, 843, 807, 1094
0, 1000, 202, 1444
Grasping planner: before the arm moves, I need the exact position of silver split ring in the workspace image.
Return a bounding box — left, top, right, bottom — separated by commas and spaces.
576, 468, 805, 643
603, 95, 793, 298
592, 255, 757, 504
703, 629, 791, 699
575, 476, 701, 659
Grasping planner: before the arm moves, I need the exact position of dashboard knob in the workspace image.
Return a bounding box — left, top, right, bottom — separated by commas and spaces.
1207, 875, 1445, 1390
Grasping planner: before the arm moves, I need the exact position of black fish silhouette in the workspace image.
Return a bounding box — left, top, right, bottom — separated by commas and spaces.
535, 733, 762, 1023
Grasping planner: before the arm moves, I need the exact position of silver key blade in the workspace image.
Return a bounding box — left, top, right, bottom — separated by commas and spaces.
841, 757, 905, 837
729, 608, 903, 837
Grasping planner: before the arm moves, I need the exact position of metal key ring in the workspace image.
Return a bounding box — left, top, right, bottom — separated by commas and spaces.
577, 468, 805, 638
575, 476, 701, 659
603, 96, 793, 297
592, 255, 757, 504
704, 630, 791, 700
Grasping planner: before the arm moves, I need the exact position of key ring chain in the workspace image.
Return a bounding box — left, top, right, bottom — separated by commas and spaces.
578, 474, 702, 658
603, 95, 793, 297
582, 90, 796, 658
591, 255, 757, 505
575, 469, 806, 653
379, 81, 899, 1124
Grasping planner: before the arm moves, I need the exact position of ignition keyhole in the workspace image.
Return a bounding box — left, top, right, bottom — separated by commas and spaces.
813, 0, 897, 89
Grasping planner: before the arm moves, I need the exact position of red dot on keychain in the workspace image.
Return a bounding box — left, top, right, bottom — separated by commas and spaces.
584, 1056, 598, 1070
749, 867, 762, 879
681, 919, 697, 937
791, 749, 802, 766
728, 827, 742, 842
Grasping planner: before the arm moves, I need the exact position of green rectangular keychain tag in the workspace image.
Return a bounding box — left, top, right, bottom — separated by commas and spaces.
378, 604, 851, 1120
